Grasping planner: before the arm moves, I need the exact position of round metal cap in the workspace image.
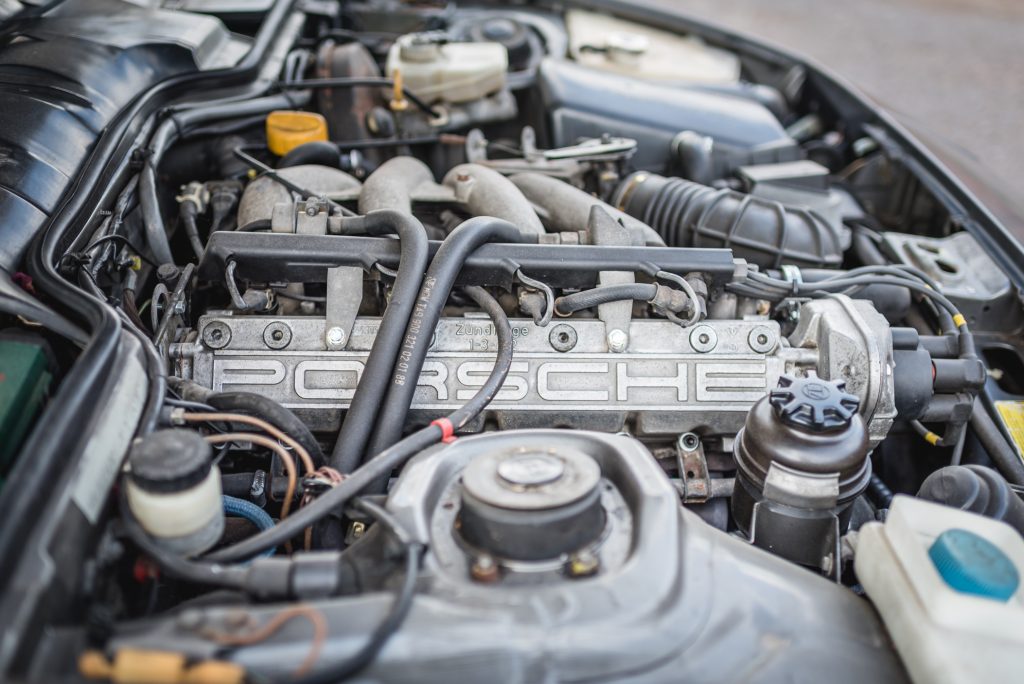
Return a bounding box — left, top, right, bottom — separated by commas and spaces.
497, 452, 565, 487
459, 446, 604, 560
462, 446, 600, 512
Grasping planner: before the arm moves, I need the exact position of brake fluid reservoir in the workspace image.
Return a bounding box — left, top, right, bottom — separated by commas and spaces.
125, 429, 224, 556
386, 32, 507, 105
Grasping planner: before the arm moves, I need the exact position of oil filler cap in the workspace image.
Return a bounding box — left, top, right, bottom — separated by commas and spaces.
928, 528, 1020, 602
769, 374, 860, 432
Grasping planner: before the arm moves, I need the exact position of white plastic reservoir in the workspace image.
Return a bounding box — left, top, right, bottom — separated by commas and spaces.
386, 33, 508, 105
856, 495, 1024, 684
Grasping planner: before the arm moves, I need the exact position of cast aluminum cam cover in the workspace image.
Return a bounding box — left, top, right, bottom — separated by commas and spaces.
174, 308, 893, 440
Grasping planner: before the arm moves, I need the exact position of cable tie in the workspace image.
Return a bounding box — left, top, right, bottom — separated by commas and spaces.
430, 417, 457, 443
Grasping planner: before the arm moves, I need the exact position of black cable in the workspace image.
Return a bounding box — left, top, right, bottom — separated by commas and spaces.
294, 499, 421, 684
205, 285, 514, 563
737, 270, 963, 325
275, 77, 441, 118
164, 396, 216, 412
180, 114, 266, 139
180, 202, 206, 262
83, 234, 160, 268
554, 283, 657, 316
366, 217, 526, 458
233, 147, 358, 218
330, 211, 430, 474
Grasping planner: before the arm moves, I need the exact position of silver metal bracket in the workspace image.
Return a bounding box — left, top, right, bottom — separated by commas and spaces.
325, 266, 363, 350
676, 432, 711, 503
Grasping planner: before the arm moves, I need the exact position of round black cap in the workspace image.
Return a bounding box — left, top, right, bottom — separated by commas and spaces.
129, 429, 213, 494
769, 374, 860, 432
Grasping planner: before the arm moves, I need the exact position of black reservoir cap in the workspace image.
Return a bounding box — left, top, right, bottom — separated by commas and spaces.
769, 374, 860, 432
128, 429, 213, 494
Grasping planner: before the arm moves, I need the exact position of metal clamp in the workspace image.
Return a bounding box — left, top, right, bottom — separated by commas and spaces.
515, 270, 554, 327
656, 270, 704, 327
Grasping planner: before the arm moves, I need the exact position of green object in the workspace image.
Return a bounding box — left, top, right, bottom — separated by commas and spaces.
0, 339, 51, 476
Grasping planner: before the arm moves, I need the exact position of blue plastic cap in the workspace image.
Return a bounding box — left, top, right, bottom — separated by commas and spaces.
928, 528, 1020, 602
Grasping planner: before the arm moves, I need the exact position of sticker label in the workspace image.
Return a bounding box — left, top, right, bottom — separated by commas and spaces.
994, 400, 1024, 462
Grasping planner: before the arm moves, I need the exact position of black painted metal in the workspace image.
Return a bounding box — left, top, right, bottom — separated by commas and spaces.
198, 231, 740, 290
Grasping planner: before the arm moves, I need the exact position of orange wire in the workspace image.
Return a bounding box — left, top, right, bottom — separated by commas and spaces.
201, 604, 327, 678
205, 433, 298, 522
185, 412, 315, 474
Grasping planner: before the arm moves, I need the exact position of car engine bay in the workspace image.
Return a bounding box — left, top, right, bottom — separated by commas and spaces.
1, 1, 1023, 682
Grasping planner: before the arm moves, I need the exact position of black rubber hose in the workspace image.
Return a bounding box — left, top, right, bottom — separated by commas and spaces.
851, 226, 887, 266
970, 400, 1024, 486
554, 283, 657, 316
139, 92, 308, 266
206, 391, 327, 468
205, 285, 514, 562
0, 280, 88, 346
179, 201, 205, 262
278, 141, 342, 169
918, 465, 1024, 535
139, 163, 176, 265
866, 473, 895, 509
365, 217, 526, 457
330, 211, 430, 474
615, 171, 847, 269
0, 0, 299, 587
295, 499, 421, 684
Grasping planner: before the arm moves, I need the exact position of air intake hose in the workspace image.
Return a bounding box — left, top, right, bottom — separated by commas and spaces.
614, 172, 848, 268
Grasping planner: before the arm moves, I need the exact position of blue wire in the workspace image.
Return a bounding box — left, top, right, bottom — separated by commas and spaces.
222, 495, 276, 558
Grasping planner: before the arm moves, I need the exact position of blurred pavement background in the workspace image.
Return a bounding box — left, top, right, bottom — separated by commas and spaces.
641, 0, 1024, 198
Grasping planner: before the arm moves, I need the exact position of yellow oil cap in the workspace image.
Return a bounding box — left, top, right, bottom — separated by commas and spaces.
265, 110, 329, 157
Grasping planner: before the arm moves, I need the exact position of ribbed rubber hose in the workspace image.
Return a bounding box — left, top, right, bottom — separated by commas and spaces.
615, 172, 847, 269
